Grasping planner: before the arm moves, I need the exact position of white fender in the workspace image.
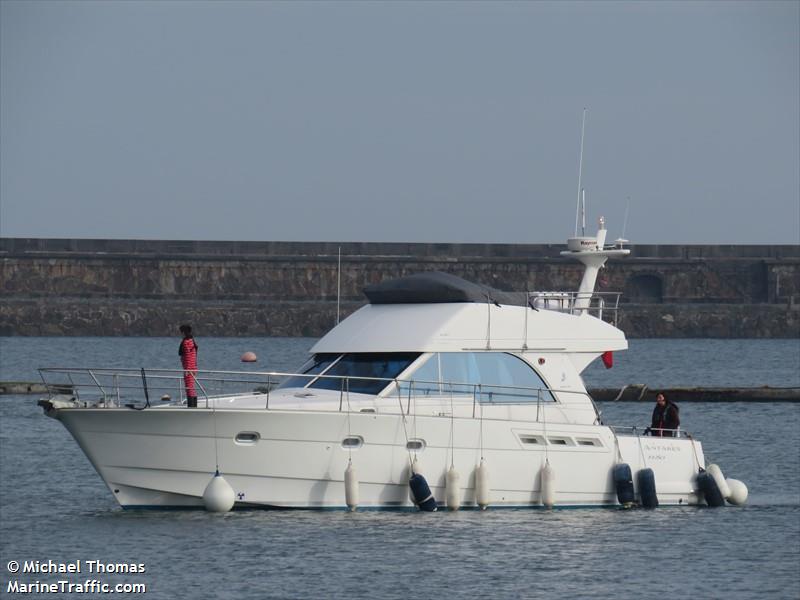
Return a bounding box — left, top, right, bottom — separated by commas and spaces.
725, 478, 748, 506
344, 461, 359, 511
475, 459, 490, 510
202, 472, 235, 512
541, 461, 556, 508
445, 466, 461, 511
706, 464, 731, 499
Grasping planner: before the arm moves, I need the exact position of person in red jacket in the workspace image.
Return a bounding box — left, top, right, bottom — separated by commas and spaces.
179, 324, 199, 407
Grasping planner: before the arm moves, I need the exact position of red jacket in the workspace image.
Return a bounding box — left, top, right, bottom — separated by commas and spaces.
179, 338, 198, 370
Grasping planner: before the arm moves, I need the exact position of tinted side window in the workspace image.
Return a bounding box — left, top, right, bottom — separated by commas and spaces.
436, 352, 554, 402
398, 354, 440, 397
473, 353, 554, 403
310, 353, 420, 395
278, 354, 340, 389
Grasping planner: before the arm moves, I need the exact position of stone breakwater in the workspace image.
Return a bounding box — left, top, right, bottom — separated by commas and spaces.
1, 239, 798, 338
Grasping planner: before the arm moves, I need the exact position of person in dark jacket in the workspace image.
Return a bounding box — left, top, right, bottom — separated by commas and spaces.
650, 393, 680, 437
178, 324, 199, 407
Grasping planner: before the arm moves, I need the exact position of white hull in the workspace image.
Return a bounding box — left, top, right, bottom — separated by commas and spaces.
56, 407, 705, 509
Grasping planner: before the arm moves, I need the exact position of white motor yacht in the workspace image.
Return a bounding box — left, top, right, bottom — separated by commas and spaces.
39, 220, 746, 510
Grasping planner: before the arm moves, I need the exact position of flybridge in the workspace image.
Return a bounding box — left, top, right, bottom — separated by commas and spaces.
361, 270, 624, 326
363, 271, 527, 307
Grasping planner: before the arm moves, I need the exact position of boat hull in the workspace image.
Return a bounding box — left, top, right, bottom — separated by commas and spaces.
53, 407, 706, 509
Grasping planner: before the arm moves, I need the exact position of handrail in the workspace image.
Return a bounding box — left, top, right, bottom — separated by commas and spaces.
37, 366, 690, 436
528, 290, 622, 325
38, 366, 596, 411
611, 425, 689, 439
39, 367, 583, 397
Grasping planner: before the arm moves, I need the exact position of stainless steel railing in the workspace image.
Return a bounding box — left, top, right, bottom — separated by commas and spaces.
528, 291, 623, 325
610, 425, 689, 439
37, 367, 598, 420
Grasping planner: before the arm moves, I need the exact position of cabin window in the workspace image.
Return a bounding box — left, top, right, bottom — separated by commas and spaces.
400, 352, 555, 403
577, 438, 602, 447
547, 437, 571, 446
398, 355, 441, 396
234, 432, 260, 445
341, 436, 364, 449
406, 439, 426, 451
518, 434, 544, 445
309, 353, 421, 395
277, 353, 340, 389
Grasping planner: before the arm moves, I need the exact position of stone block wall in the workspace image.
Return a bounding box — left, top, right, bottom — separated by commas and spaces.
1, 239, 798, 337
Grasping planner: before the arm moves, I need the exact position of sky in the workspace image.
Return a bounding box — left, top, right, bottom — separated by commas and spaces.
1, 0, 798, 245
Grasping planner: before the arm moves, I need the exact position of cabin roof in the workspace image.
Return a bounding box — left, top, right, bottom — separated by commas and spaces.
363, 271, 526, 307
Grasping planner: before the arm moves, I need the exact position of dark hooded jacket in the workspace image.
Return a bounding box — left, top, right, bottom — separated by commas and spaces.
651, 400, 680, 437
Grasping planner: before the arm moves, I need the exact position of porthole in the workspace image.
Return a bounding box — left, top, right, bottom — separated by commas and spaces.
519, 435, 543, 445
406, 439, 426, 451
341, 436, 364, 450
547, 438, 570, 446
576, 438, 602, 447
235, 432, 260, 445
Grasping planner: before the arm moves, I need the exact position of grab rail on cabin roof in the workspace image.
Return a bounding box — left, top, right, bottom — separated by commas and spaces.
37, 367, 600, 421
526, 291, 622, 325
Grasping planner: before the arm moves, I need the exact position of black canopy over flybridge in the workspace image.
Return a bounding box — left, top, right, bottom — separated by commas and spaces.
363, 271, 526, 306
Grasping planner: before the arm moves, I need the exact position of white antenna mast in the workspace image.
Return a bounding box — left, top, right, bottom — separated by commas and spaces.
581, 188, 586, 236
336, 246, 341, 325
621, 196, 630, 239
615, 196, 631, 246
574, 108, 587, 236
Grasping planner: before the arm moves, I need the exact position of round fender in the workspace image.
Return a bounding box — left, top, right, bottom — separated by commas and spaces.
475, 460, 490, 510
726, 478, 748, 506
202, 472, 235, 513
409, 473, 437, 512
613, 463, 635, 506
344, 462, 359, 511
445, 466, 461, 511
540, 462, 556, 508
706, 464, 731, 499
637, 468, 659, 509
697, 470, 725, 507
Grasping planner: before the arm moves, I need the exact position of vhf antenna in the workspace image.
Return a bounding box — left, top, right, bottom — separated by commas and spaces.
616, 196, 631, 246
574, 108, 587, 237
621, 196, 630, 239
581, 189, 586, 236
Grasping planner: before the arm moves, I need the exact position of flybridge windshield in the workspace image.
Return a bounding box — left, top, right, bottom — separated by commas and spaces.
278, 353, 420, 395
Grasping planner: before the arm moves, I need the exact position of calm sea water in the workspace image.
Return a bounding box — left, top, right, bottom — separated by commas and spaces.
1, 337, 798, 599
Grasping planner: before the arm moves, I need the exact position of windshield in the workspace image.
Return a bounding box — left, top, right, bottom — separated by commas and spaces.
277, 353, 340, 389
309, 353, 420, 395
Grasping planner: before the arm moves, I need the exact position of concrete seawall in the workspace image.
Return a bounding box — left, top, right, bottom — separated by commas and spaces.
1, 238, 798, 337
